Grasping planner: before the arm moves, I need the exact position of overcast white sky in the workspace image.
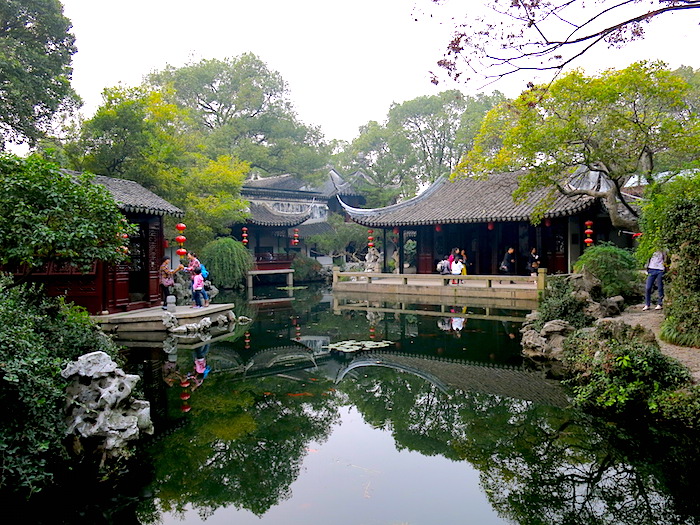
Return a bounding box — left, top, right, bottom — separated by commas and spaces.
60, 0, 700, 143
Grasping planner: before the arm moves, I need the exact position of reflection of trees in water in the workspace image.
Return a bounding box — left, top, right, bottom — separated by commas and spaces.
340, 366, 700, 525
142, 372, 340, 520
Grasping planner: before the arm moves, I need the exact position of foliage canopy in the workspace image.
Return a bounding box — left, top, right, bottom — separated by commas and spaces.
0, 0, 79, 148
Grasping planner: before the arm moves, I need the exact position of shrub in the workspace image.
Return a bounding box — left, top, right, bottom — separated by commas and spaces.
572, 242, 641, 297
563, 323, 691, 414
0, 276, 121, 496
291, 254, 322, 282
201, 237, 253, 289
532, 276, 594, 331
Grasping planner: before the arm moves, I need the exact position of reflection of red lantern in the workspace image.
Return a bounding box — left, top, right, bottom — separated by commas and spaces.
176, 223, 187, 232
181, 404, 192, 413
244, 331, 251, 350
369, 326, 375, 339
180, 380, 190, 388
176, 247, 187, 256
175, 235, 186, 245
487, 222, 495, 231
180, 392, 191, 400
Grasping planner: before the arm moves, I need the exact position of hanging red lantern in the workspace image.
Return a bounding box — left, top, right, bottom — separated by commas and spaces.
176, 223, 187, 232
291, 228, 300, 246
242, 227, 249, 245
435, 224, 442, 232
584, 220, 594, 247
393, 227, 399, 235
176, 247, 187, 256
367, 229, 375, 248
175, 235, 186, 245
544, 218, 552, 227
487, 222, 495, 231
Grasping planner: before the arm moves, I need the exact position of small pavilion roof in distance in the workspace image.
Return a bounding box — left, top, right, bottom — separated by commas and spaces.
339, 171, 595, 227
246, 202, 312, 227
91, 174, 184, 217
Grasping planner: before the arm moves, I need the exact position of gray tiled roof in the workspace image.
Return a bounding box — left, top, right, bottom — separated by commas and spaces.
92, 175, 184, 217
244, 174, 313, 192
246, 202, 312, 227
316, 169, 364, 198
340, 172, 595, 227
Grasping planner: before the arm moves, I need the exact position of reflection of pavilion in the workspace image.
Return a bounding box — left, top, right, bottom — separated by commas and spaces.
333, 291, 532, 323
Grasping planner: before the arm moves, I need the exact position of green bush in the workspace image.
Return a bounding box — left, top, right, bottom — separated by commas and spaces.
0, 276, 121, 496
201, 237, 253, 289
573, 242, 640, 297
654, 386, 700, 429
291, 253, 322, 282
639, 173, 700, 347
563, 323, 691, 414
532, 276, 594, 331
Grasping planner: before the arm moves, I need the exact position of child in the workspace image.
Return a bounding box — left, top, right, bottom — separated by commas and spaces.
530, 260, 540, 282
451, 256, 465, 285
191, 267, 205, 308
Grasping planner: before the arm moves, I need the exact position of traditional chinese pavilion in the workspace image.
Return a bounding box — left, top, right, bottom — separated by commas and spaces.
340, 171, 629, 275
25, 175, 183, 314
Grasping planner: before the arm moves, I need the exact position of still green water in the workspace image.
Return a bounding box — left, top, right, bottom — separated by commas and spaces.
19, 284, 700, 524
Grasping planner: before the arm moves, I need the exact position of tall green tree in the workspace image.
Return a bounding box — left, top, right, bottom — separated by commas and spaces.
459, 61, 700, 230
335, 90, 503, 206
0, 0, 79, 148
0, 153, 134, 279
147, 54, 330, 180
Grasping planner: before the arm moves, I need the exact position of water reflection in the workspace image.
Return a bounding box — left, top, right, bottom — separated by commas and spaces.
10, 285, 700, 524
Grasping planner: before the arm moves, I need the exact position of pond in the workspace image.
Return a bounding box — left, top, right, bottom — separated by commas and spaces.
14, 284, 700, 524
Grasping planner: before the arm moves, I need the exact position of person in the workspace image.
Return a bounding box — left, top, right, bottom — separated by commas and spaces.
448, 247, 460, 270
529, 260, 540, 282
643, 250, 669, 311
527, 247, 540, 274
460, 249, 471, 275
159, 256, 183, 309
185, 252, 210, 307
437, 254, 452, 284
451, 256, 465, 284
191, 267, 205, 308
500, 247, 516, 283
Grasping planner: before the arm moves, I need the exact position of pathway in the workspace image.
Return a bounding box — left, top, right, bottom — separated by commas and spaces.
618, 304, 700, 383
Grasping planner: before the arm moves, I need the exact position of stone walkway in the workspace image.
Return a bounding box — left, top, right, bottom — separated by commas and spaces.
618, 304, 700, 383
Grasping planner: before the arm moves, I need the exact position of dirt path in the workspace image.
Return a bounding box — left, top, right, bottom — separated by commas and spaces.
618, 304, 700, 383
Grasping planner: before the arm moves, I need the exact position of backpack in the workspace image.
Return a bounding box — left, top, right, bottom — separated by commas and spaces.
200, 263, 209, 279
437, 260, 450, 274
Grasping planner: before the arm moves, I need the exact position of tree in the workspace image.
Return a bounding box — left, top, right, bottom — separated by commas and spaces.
0, 0, 79, 148
387, 90, 504, 185
428, 0, 700, 86
147, 54, 330, 180
307, 212, 375, 261
0, 154, 134, 279
334, 91, 503, 205
458, 61, 700, 231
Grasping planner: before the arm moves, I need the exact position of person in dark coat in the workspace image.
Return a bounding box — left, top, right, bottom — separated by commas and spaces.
500, 247, 516, 283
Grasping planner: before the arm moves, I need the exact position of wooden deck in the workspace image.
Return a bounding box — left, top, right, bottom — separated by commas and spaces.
332, 268, 546, 306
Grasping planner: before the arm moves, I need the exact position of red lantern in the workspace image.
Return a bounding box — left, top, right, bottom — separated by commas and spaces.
435, 224, 442, 232
544, 218, 552, 227
180, 380, 190, 388
393, 227, 399, 235
241, 227, 249, 245
487, 222, 495, 231
584, 228, 593, 236
291, 228, 300, 246
584, 237, 594, 246
180, 392, 191, 400
585, 220, 594, 228
176, 223, 187, 232
180, 404, 192, 413
175, 235, 186, 245
176, 247, 187, 256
